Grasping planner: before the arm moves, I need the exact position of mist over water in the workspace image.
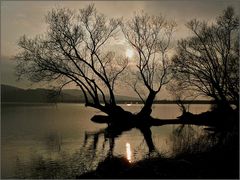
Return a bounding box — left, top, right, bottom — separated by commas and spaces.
1, 103, 210, 178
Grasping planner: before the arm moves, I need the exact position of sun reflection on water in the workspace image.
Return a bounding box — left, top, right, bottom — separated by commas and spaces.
126, 142, 132, 163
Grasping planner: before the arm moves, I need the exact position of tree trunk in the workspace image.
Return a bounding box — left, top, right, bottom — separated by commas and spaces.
215, 86, 232, 110
215, 95, 232, 111
138, 90, 157, 117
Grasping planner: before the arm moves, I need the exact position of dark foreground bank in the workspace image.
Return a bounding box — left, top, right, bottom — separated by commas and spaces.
79, 109, 239, 179
79, 133, 239, 179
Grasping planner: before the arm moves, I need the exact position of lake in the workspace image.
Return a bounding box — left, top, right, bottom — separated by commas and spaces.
1, 103, 210, 178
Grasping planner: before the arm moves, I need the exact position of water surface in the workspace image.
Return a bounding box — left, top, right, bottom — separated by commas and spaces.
1, 103, 210, 178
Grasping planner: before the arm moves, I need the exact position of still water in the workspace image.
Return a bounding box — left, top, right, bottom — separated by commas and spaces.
1, 103, 210, 178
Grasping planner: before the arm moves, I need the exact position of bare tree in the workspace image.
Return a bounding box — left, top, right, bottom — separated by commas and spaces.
122, 11, 176, 116
14, 4, 176, 153
15, 4, 233, 154
16, 5, 128, 115
172, 7, 239, 109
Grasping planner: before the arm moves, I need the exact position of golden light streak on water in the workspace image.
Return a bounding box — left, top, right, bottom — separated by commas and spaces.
126, 142, 132, 163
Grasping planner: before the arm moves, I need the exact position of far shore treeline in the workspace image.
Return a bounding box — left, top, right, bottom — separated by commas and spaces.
1, 84, 234, 105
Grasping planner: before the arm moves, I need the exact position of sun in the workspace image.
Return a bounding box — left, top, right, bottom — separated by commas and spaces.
125, 48, 134, 58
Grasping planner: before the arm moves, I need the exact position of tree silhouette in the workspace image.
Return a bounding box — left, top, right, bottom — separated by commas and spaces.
122, 12, 176, 116
172, 7, 239, 109
15, 5, 165, 152
16, 5, 176, 118
15, 4, 237, 153
16, 5, 127, 115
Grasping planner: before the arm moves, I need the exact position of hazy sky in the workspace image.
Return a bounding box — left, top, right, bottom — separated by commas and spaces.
1, 0, 239, 98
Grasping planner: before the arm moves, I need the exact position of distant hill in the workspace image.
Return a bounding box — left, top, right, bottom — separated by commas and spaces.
1, 84, 221, 104
1, 84, 138, 103
1, 84, 60, 103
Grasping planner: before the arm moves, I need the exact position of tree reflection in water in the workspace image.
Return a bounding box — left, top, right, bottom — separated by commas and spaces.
13, 123, 210, 179
83, 115, 159, 159
14, 116, 160, 178
44, 132, 62, 152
